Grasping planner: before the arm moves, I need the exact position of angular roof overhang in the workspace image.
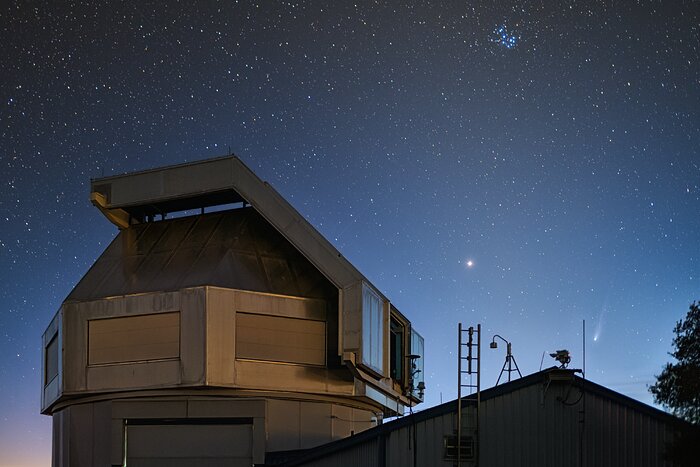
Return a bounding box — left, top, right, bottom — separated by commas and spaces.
90, 156, 364, 291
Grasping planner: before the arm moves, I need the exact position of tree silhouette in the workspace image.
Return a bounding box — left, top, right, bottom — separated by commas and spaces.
650, 302, 700, 424
650, 302, 700, 466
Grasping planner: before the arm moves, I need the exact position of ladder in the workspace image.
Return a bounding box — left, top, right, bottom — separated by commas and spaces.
457, 323, 480, 466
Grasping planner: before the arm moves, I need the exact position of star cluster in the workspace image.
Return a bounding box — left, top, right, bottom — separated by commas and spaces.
1, 1, 699, 464
493, 24, 519, 49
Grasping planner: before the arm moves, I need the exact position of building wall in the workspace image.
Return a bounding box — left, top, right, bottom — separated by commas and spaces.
42, 287, 362, 413
284, 410, 458, 467
49, 396, 377, 467
284, 376, 679, 467
479, 378, 676, 467
293, 437, 382, 467
44, 286, 383, 467
267, 399, 376, 451
384, 411, 456, 467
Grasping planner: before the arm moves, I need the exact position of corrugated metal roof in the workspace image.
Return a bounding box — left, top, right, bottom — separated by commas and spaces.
67, 207, 336, 301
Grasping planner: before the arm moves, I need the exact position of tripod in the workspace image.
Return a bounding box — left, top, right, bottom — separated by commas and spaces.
490, 335, 522, 385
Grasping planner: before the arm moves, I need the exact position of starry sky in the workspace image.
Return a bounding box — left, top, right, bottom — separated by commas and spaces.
1, 1, 699, 465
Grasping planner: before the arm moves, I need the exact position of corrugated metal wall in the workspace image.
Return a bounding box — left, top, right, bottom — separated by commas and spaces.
584, 388, 673, 467
384, 411, 455, 466
300, 437, 380, 467
480, 382, 581, 466
480, 379, 675, 467
286, 376, 679, 467
287, 411, 458, 467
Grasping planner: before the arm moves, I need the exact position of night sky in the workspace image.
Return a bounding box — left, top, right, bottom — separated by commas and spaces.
2, 1, 699, 465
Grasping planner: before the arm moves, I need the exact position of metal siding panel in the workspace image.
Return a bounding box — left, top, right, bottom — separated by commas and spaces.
235, 291, 326, 320
610, 397, 620, 467
427, 415, 437, 465
537, 385, 547, 466
88, 312, 180, 365
331, 405, 353, 440
642, 413, 650, 467
110, 419, 124, 466
205, 287, 237, 386
647, 415, 655, 467
180, 288, 206, 385
62, 303, 86, 392
267, 399, 301, 451
299, 438, 379, 467
351, 407, 375, 433
579, 390, 678, 467
552, 386, 562, 467
92, 401, 112, 467
186, 399, 265, 418
494, 395, 505, 467
103, 157, 237, 208
480, 398, 492, 466
68, 404, 94, 467
55, 409, 69, 467
385, 426, 397, 466
600, 398, 609, 467
300, 402, 333, 448
112, 400, 188, 419
511, 388, 521, 465
525, 383, 538, 463
425, 416, 437, 464
632, 408, 640, 467
388, 427, 402, 467
234, 359, 354, 395
236, 313, 326, 366
415, 416, 427, 466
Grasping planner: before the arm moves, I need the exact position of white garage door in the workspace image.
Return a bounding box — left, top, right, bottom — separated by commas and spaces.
127, 422, 253, 467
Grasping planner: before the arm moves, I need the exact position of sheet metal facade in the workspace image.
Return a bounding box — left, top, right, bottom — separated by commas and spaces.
279, 370, 683, 467
293, 437, 381, 467
479, 377, 675, 467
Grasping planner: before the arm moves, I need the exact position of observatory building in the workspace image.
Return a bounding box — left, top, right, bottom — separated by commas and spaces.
41, 157, 425, 467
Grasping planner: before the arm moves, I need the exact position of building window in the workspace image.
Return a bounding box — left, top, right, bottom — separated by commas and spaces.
409, 328, 424, 400
362, 284, 385, 373
45, 333, 58, 385
443, 434, 474, 461
390, 316, 404, 382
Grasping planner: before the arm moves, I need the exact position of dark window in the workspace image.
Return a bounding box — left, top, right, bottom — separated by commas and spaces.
390, 317, 404, 382
45, 334, 58, 385
443, 434, 474, 461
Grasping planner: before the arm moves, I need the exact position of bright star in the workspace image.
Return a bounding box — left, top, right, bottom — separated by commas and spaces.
466, 260, 474, 268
